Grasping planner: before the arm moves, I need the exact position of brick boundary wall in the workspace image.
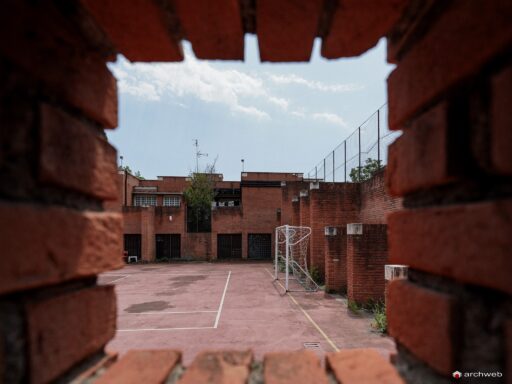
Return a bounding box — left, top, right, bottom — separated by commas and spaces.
324, 227, 347, 293
385, 1, 512, 382
347, 224, 388, 304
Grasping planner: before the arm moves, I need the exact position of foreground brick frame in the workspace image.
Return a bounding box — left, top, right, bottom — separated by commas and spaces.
0, 1, 510, 383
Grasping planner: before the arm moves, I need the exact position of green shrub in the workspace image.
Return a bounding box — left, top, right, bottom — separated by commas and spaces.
347, 300, 361, 314
370, 300, 387, 334
308, 266, 324, 285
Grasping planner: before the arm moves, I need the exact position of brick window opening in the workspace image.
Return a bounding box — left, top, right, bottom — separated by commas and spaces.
163, 195, 181, 207
133, 194, 157, 207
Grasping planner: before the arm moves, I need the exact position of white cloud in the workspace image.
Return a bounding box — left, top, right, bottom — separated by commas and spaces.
110, 52, 352, 127
269, 74, 363, 93
312, 113, 348, 127
110, 54, 272, 119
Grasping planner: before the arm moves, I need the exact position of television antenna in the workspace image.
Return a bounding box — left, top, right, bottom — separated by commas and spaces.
194, 139, 208, 173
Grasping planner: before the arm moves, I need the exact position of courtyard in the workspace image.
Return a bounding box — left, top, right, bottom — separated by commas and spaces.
100, 262, 395, 364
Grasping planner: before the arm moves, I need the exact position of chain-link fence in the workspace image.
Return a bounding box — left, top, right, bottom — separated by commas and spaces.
307, 104, 400, 182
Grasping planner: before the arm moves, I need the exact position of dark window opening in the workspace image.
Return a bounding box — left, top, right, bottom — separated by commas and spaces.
217, 234, 242, 259
155, 234, 181, 260
248, 234, 272, 260
124, 234, 141, 261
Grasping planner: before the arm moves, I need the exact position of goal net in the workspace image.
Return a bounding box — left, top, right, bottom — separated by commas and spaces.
274, 225, 319, 292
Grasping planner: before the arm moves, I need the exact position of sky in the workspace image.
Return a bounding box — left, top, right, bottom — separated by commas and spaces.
107, 35, 394, 181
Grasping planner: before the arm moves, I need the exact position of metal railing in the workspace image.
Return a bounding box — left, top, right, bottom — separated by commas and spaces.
306, 103, 400, 182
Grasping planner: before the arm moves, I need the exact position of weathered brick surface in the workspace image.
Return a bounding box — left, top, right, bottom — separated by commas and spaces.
360, 170, 402, 222
173, 0, 244, 60
347, 224, 388, 304
0, 1, 118, 128
388, 0, 512, 129
309, 183, 359, 281
178, 350, 252, 384
327, 349, 405, 384
264, 350, 328, 384
491, 66, 512, 175
39, 103, 118, 200
386, 102, 457, 196
322, 0, 408, 58
81, 0, 183, 62
0, 203, 123, 295
257, 0, 323, 62
96, 350, 181, 384
324, 230, 347, 293
26, 285, 117, 384
388, 199, 512, 294
387, 280, 457, 375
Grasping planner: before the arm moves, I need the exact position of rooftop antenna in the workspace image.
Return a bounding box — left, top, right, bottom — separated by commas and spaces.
194, 139, 208, 173
119, 155, 124, 168
241, 159, 245, 172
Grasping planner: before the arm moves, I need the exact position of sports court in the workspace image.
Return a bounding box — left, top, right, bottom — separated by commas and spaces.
100, 262, 395, 364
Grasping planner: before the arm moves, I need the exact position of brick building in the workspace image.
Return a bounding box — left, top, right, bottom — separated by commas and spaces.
110, 171, 304, 262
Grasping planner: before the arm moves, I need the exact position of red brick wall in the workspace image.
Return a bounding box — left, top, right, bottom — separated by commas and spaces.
359, 170, 402, 224
280, 181, 308, 226
211, 206, 243, 259
0, 1, 121, 381
299, 191, 311, 266
385, 0, 512, 380
347, 224, 387, 304
309, 183, 359, 281
182, 233, 212, 260
324, 228, 347, 293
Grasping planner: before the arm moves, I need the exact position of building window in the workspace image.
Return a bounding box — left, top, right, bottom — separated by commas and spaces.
163, 195, 181, 207
133, 194, 157, 207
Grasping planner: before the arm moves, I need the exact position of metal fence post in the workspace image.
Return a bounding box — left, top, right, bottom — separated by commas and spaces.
315, 166, 317, 180
358, 127, 361, 181
377, 109, 381, 165
323, 158, 326, 181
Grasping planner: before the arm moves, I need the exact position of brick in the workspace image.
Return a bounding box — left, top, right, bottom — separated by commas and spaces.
0, 1, 118, 128
360, 170, 402, 223
40, 104, 118, 200
257, 0, 323, 62
0, 203, 123, 295
388, 199, 512, 294
322, 0, 408, 58
327, 349, 405, 384
173, 0, 244, 60
96, 350, 181, 384
347, 224, 388, 304
264, 350, 328, 384
386, 102, 456, 196
81, 0, 183, 62
309, 183, 360, 281
26, 285, 116, 384
491, 66, 512, 175
388, 1, 512, 129
178, 350, 252, 384
387, 280, 457, 375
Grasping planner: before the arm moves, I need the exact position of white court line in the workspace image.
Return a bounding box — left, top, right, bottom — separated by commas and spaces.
106, 275, 129, 284
213, 271, 232, 328
117, 326, 215, 332
121, 310, 217, 315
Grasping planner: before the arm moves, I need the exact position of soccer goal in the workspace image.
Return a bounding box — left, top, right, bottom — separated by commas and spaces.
274, 225, 319, 292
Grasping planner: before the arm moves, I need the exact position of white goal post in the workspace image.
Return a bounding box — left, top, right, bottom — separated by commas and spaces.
274, 225, 319, 292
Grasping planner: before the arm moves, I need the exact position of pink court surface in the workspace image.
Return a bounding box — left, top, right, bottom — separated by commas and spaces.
99, 262, 395, 364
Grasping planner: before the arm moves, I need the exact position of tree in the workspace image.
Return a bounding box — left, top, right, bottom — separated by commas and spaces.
118, 165, 145, 180
183, 162, 217, 232
349, 158, 383, 182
